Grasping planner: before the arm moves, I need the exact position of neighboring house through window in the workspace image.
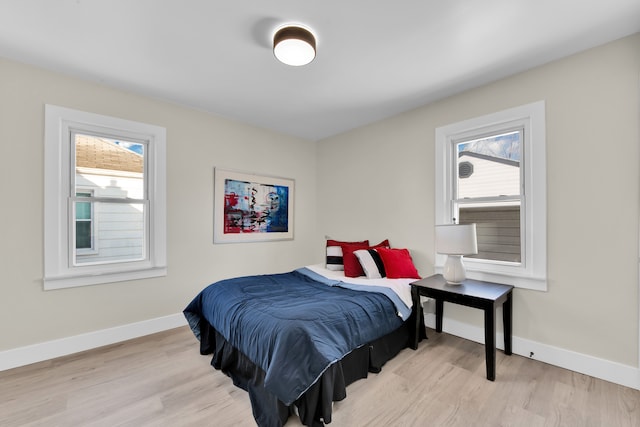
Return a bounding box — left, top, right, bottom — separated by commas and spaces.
435, 101, 547, 291
44, 105, 167, 290
73, 132, 145, 265
75, 190, 94, 252
456, 131, 522, 264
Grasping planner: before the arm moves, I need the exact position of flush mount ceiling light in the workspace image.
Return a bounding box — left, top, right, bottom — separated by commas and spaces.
273, 25, 316, 66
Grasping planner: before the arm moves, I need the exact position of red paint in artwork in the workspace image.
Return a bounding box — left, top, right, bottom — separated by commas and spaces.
225, 193, 239, 208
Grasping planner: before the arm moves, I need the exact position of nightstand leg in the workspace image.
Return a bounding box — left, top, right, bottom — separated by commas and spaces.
411, 286, 420, 349
484, 307, 496, 381
503, 292, 513, 355
435, 299, 443, 333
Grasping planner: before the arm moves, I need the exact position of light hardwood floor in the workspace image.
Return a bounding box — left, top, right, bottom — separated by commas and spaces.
1, 326, 638, 426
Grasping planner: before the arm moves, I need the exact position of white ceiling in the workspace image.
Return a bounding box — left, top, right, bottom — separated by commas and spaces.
1, 1, 639, 141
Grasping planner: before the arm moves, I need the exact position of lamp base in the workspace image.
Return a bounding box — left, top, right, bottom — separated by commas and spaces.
443, 255, 467, 285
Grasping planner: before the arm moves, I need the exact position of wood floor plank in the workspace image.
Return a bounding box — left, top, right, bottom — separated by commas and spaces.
1, 326, 638, 426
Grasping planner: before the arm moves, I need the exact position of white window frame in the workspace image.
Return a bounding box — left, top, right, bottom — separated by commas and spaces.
44, 105, 167, 290
435, 101, 547, 291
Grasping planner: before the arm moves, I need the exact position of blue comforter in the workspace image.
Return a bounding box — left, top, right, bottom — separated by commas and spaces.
183, 268, 403, 405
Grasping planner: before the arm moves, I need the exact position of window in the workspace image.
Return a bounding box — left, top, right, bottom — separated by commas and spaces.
44, 105, 167, 290
75, 190, 94, 252
435, 101, 547, 291
455, 129, 522, 263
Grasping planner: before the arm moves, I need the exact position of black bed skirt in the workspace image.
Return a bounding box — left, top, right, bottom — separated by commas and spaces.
197, 307, 426, 427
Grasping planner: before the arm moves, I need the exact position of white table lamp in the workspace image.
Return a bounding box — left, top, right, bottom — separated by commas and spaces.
435, 224, 478, 284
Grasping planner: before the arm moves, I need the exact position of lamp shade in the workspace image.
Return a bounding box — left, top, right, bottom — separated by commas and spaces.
273, 26, 316, 66
435, 224, 478, 255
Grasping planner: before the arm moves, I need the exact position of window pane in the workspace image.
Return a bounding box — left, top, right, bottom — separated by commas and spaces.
74, 133, 145, 200
76, 220, 92, 249
74, 202, 146, 265
73, 133, 147, 265
459, 204, 521, 263
456, 131, 520, 199
76, 201, 91, 220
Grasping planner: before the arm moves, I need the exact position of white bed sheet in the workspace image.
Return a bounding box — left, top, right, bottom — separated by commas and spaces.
305, 264, 415, 313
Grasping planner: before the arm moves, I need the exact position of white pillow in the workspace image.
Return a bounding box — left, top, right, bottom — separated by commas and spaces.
354, 249, 386, 279
326, 245, 344, 271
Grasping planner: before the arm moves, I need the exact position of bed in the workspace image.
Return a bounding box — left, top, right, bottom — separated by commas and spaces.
184, 262, 426, 427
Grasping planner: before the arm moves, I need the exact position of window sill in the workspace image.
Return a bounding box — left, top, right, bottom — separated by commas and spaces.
43, 267, 167, 290
434, 265, 547, 291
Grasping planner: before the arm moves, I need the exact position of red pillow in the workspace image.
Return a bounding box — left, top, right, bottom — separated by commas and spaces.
342, 239, 390, 277
326, 239, 369, 271
326, 239, 368, 247
340, 243, 371, 277
376, 247, 421, 279
375, 239, 390, 248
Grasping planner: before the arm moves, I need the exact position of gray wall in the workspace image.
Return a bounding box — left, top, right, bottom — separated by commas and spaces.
1, 33, 638, 373
0, 57, 318, 351
317, 34, 640, 367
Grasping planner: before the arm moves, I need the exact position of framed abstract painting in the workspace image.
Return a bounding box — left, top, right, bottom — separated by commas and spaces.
213, 168, 294, 243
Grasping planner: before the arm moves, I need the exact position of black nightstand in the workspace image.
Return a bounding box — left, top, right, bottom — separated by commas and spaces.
410, 274, 513, 381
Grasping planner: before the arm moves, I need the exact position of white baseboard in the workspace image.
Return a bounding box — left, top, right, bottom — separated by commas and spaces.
0, 313, 187, 372
424, 313, 640, 391
2, 312, 638, 392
